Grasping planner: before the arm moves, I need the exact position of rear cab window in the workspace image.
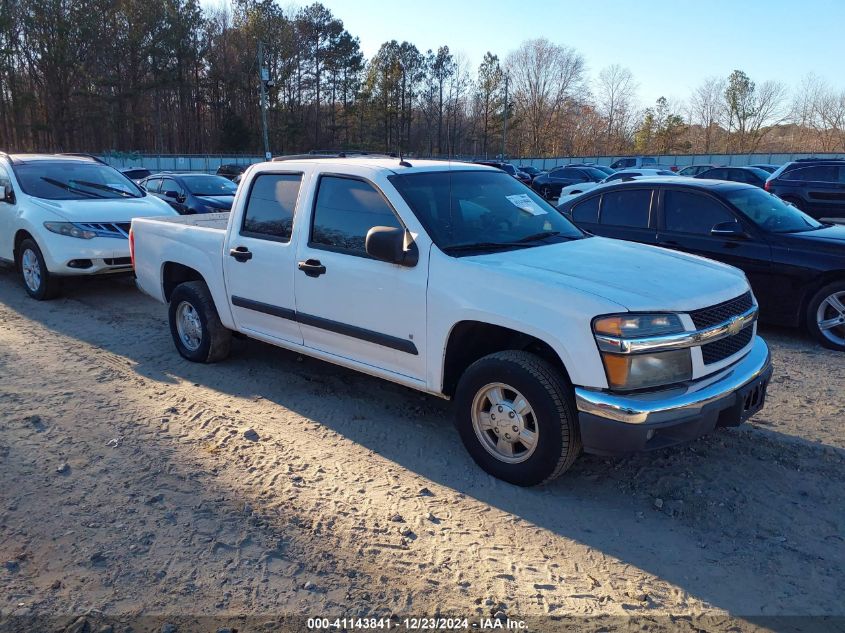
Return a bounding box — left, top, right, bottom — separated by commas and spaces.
241, 173, 303, 242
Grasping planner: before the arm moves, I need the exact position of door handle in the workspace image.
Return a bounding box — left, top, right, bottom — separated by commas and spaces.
229, 246, 252, 262
297, 259, 326, 278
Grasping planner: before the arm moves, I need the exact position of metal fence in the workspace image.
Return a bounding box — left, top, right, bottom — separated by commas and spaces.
95, 151, 845, 173
513, 152, 845, 170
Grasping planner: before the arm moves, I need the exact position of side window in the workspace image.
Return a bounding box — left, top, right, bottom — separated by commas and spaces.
0, 164, 10, 189
663, 190, 738, 235
703, 169, 726, 180
241, 173, 302, 242
160, 178, 181, 195
144, 178, 161, 193
556, 168, 582, 180
599, 189, 652, 228
571, 195, 600, 223
310, 176, 402, 256
787, 166, 839, 182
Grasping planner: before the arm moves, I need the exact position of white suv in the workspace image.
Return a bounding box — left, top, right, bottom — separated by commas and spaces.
0, 153, 175, 299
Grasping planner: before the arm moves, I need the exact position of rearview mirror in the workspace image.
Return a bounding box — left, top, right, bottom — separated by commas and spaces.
365, 226, 419, 267
2, 184, 14, 204
710, 221, 746, 239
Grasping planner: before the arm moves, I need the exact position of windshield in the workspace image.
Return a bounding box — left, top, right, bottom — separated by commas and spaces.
388, 170, 584, 253
181, 175, 238, 196
14, 162, 143, 200
583, 167, 610, 180
724, 187, 823, 233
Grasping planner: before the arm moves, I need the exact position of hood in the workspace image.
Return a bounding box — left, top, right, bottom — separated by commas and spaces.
464, 236, 749, 312
196, 195, 234, 210
29, 194, 177, 222
776, 224, 845, 254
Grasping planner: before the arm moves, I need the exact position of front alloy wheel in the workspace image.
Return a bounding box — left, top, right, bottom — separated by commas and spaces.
17, 238, 61, 300
809, 284, 845, 351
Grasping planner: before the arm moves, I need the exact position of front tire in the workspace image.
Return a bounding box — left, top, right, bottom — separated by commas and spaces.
169, 281, 232, 362
454, 350, 581, 486
806, 281, 845, 351
17, 238, 61, 300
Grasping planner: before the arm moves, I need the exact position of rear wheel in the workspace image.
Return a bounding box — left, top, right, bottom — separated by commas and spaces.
807, 281, 845, 351
17, 238, 61, 300
168, 281, 232, 362
454, 350, 581, 486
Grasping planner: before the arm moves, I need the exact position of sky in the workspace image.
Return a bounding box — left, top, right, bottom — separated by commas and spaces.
308, 0, 845, 106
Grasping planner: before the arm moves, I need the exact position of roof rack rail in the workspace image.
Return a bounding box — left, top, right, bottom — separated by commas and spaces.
272, 150, 398, 162
56, 152, 107, 164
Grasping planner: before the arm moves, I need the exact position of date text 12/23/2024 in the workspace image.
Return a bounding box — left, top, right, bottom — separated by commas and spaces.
307, 617, 528, 630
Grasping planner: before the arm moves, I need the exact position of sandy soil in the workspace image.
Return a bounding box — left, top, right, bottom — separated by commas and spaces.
0, 269, 843, 633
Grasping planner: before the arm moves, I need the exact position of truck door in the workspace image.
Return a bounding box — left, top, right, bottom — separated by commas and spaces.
223, 171, 304, 345
293, 173, 427, 382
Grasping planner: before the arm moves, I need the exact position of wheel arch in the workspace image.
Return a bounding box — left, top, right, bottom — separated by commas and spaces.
440, 320, 573, 397
799, 271, 845, 326
161, 261, 205, 303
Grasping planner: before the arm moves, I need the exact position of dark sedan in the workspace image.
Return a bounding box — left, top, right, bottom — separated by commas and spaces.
694, 166, 770, 188
557, 178, 845, 351
473, 161, 532, 185
531, 165, 609, 200
140, 173, 238, 214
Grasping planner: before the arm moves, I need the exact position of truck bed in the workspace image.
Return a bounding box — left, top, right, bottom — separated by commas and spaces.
132, 212, 231, 304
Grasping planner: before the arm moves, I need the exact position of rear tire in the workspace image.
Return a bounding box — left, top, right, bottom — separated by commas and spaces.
453, 350, 581, 486
806, 281, 845, 352
17, 238, 61, 300
169, 281, 232, 362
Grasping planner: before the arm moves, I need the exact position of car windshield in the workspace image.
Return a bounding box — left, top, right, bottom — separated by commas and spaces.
724, 187, 823, 233
14, 161, 144, 200
583, 167, 610, 180
181, 175, 238, 196
388, 169, 584, 254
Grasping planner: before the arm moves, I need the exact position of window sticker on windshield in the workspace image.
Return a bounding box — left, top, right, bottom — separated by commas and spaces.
506, 194, 547, 216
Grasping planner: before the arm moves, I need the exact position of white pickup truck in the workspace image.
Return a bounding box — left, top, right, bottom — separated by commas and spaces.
132, 157, 773, 486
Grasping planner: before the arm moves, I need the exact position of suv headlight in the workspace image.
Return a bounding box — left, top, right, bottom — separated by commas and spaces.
593, 313, 692, 391
44, 222, 96, 240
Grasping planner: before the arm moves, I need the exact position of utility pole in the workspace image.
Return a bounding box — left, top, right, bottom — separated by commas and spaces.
501, 73, 509, 160
258, 42, 271, 160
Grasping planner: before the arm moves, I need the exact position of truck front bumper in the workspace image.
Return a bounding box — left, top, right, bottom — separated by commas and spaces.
574, 336, 773, 456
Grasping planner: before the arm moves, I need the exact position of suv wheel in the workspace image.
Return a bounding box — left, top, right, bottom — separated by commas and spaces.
454, 350, 581, 486
17, 238, 61, 300
169, 281, 232, 362
807, 281, 845, 351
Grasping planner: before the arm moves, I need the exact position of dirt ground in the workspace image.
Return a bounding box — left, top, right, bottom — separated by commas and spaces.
0, 268, 843, 633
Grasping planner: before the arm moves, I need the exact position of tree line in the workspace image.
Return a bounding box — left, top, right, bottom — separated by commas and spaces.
1, 0, 844, 158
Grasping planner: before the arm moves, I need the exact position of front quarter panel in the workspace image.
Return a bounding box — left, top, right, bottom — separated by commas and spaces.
426, 248, 622, 392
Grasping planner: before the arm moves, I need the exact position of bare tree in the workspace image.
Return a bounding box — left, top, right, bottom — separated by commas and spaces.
505, 38, 585, 155
689, 76, 725, 153
595, 64, 637, 153
724, 70, 787, 152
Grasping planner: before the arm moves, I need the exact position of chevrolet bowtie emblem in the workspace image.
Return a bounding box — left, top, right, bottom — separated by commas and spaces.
726, 316, 744, 337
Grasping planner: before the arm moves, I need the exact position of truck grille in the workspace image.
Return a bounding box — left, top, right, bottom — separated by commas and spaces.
701, 326, 754, 364
689, 292, 754, 329
76, 222, 131, 239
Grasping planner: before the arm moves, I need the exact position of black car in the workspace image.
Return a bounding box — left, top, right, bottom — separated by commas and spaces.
473, 161, 532, 185
557, 178, 845, 350
765, 158, 845, 221
695, 166, 770, 188
140, 173, 238, 214
120, 167, 152, 183
749, 164, 779, 173
531, 165, 609, 200
517, 165, 543, 178
216, 163, 247, 181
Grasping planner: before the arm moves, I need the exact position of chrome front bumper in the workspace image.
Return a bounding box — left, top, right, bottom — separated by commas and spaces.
574, 336, 772, 454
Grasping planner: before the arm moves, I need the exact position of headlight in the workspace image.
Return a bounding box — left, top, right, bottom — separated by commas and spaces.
43, 222, 96, 240
593, 313, 692, 391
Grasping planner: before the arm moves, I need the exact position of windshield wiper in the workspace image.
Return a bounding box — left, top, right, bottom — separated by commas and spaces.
73, 180, 135, 198
442, 241, 530, 254
515, 230, 562, 243
40, 177, 105, 198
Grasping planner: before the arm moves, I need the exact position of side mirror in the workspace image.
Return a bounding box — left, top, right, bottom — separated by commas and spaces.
2, 184, 14, 204
163, 190, 179, 199
710, 221, 747, 239
365, 226, 419, 267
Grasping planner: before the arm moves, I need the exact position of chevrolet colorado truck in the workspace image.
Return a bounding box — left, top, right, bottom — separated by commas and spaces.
131, 157, 773, 486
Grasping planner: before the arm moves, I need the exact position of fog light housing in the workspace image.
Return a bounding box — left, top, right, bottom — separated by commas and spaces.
67, 259, 93, 269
